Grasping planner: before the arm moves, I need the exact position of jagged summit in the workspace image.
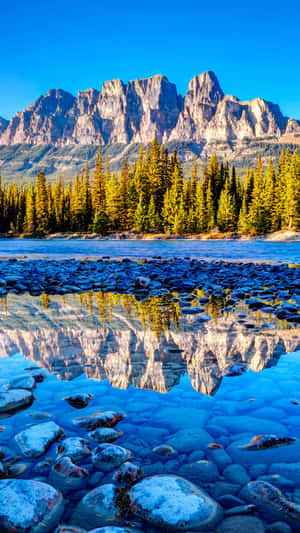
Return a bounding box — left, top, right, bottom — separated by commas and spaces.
0, 71, 299, 178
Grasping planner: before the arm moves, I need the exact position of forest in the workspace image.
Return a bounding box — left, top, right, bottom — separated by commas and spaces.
0, 138, 299, 235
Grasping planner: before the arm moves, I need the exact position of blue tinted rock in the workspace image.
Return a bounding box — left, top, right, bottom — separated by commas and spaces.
129, 475, 223, 531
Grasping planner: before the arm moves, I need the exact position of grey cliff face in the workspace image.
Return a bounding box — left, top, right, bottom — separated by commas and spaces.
0, 71, 299, 148
0, 117, 9, 135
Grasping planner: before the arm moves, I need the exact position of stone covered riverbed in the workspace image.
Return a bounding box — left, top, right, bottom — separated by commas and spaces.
0, 256, 299, 532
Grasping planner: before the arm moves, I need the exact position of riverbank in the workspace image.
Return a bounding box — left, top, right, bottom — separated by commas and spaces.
0, 229, 300, 242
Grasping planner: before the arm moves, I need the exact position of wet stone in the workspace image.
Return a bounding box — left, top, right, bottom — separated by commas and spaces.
152, 444, 176, 456
92, 443, 131, 471
265, 522, 292, 533
71, 484, 121, 529
129, 474, 223, 531
7, 374, 36, 391
15, 421, 64, 458
57, 437, 91, 463
73, 411, 126, 431
64, 393, 93, 409
0, 389, 33, 414
49, 456, 89, 494
112, 461, 143, 486
217, 515, 265, 533
88, 427, 123, 444
0, 479, 64, 533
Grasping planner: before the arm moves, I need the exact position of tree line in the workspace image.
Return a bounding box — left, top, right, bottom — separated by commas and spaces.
0, 138, 299, 235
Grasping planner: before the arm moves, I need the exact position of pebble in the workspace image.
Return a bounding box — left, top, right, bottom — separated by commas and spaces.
0, 389, 33, 414
64, 393, 93, 409
71, 484, 121, 529
73, 411, 126, 431
88, 428, 123, 443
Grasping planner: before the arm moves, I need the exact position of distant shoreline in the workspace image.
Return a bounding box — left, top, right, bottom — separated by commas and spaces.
0, 230, 299, 242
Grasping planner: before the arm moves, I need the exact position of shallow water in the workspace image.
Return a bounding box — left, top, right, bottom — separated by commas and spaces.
0, 238, 300, 263
1, 286, 300, 530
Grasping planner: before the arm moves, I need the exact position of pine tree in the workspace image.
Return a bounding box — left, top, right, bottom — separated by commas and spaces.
92, 146, 106, 214
35, 169, 48, 233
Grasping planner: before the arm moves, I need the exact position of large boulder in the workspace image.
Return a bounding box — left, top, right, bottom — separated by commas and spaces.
0, 479, 64, 533
129, 475, 222, 530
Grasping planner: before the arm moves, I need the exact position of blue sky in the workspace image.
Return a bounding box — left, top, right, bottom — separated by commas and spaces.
1, 0, 299, 120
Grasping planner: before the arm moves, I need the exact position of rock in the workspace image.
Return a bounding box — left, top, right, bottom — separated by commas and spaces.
7, 374, 36, 390
88, 428, 123, 444
49, 457, 88, 494
217, 515, 265, 533
238, 434, 296, 451
224, 504, 256, 516
0, 389, 33, 413
218, 494, 245, 509
206, 447, 232, 471
265, 522, 292, 533
243, 480, 300, 523
269, 462, 300, 484
57, 437, 91, 463
152, 444, 176, 456
92, 444, 131, 471
0, 479, 64, 532
181, 460, 219, 483
15, 421, 64, 458
64, 393, 93, 409
167, 429, 212, 452
71, 484, 121, 529
113, 462, 143, 486
88, 528, 141, 533
135, 276, 150, 289
223, 464, 250, 485
73, 411, 125, 431
54, 526, 86, 533
129, 474, 223, 530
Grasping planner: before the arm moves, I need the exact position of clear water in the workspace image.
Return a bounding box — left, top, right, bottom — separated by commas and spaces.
1, 242, 300, 531
0, 238, 299, 263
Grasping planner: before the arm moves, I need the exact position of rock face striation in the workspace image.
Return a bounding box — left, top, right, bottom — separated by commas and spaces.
1, 71, 299, 149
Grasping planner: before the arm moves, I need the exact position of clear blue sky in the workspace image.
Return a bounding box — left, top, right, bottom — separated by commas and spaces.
1, 0, 299, 120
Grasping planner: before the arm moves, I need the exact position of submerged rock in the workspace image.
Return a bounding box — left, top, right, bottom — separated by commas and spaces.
152, 444, 176, 456
15, 421, 64, 458
113, 461, 143, 486
50, 456, 88, 494
89, 427, 123, 444
217, 515, 265, 533
129, 474, 223, 530
239, 434, 296, 451
73, 411, 126, 431
7, 374, 36, 391
71, 484, 121, 529
0, 479, 64, 532
64, 393, 93, 409
0, 389, 33, 414
92, 443, 131, 471
55, 528, 86, 533
244, 480, 300, 522
57, 437, 91, 463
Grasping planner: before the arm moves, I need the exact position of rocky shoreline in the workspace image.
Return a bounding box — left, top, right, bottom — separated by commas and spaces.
0, 229, 300, 242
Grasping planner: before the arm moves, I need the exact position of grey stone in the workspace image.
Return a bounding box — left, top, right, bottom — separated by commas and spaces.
217, 515, 265, 533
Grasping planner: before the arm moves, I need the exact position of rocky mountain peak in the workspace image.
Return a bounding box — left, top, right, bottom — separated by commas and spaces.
187, 71, 224, 106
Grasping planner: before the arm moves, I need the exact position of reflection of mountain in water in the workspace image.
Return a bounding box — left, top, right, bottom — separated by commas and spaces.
0, 292, 299, 396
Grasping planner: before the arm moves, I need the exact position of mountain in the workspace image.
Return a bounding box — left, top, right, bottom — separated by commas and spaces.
1, 71, 300, 180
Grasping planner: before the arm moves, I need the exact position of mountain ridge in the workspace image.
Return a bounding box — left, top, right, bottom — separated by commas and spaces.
0, 71, 300, 180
